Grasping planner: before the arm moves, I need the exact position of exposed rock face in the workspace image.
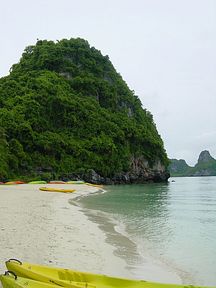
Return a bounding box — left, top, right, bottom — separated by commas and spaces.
197, 150, 215, 164
192, 150, 216, 176
58, 156, 170, 184
125, 156, 169, 183
64, 157, 170, 184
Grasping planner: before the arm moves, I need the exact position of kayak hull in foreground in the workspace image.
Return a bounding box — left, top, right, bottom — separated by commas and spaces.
0, 273, 58, 288
0, 273, 95, 288
5, 260, 215, 288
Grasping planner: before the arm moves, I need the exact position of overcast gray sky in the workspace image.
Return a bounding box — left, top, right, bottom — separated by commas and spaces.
1, 0, 216, 166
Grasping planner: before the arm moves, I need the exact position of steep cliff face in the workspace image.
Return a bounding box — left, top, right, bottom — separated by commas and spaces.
197, 150, 215, 164
111, 157, 169, 184
0, 38, 169, 183
193, 150, 216, 176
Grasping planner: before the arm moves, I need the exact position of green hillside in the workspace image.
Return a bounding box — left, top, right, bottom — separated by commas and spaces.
0, 38, 169, 182
168, 159, 191, 177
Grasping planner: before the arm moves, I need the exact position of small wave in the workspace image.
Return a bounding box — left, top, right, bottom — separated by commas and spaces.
68, 188, 106, 205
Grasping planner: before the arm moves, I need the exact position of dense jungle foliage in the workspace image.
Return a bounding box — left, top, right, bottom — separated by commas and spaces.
0, 38, 168, 180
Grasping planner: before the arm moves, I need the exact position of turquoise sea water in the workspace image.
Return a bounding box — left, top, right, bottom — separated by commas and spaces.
77, 177, 216, 285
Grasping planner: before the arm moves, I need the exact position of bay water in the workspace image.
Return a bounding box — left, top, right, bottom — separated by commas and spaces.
76, 177, 216, 285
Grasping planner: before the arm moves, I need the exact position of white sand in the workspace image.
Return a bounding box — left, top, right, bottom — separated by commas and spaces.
0, 183, 182, 286
0, 184, 129, 282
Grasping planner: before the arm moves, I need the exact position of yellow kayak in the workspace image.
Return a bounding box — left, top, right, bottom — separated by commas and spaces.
4, 181, 18, 185
0, 272, 58, 288
86, 183, 103, 188
39, 187, 76, 193
5, 259, 215, 288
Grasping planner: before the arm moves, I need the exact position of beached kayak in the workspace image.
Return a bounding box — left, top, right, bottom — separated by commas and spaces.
4, 181, 25, 185
48, 181, 66, 184
0, 273, 59, 288
28, 181, 47, 184
4, 181, 17, 185
5, 259, 215, 288
39, 187, 76, 193
67, 181, 85, 184
0, 271, 95, 288
86, 183, 103, 188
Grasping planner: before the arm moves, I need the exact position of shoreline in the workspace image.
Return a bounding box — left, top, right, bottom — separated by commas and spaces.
0, 183, 130, 283
74, 192, 183, 285
0, 183, 182, 286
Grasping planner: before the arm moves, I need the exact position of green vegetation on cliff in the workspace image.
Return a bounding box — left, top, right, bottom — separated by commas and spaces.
0, 38, 168, 181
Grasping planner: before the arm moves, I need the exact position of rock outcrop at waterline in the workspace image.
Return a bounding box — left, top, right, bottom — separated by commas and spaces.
0, 38, 169, 183
63, 158, 170, 184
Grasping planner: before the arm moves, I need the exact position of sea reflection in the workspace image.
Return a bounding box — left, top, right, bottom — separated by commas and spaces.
79, 178, 216, 285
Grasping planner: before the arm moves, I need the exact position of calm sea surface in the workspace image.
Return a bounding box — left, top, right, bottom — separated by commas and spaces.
77, 177, 216, 285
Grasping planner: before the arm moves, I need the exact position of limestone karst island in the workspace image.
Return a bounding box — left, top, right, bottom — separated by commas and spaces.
169, 150, 216, 177
0, 38, 169, 184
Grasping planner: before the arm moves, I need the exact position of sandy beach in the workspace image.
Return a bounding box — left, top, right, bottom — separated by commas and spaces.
0, 183, 182, 287
0, 184, 129, 286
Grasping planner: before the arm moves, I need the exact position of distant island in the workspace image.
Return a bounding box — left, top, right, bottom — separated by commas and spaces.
169, 150, 216, 177
0, 38, 169, 184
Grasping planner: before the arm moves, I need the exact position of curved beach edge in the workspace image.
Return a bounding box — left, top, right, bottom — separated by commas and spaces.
0, 183, 182, 286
